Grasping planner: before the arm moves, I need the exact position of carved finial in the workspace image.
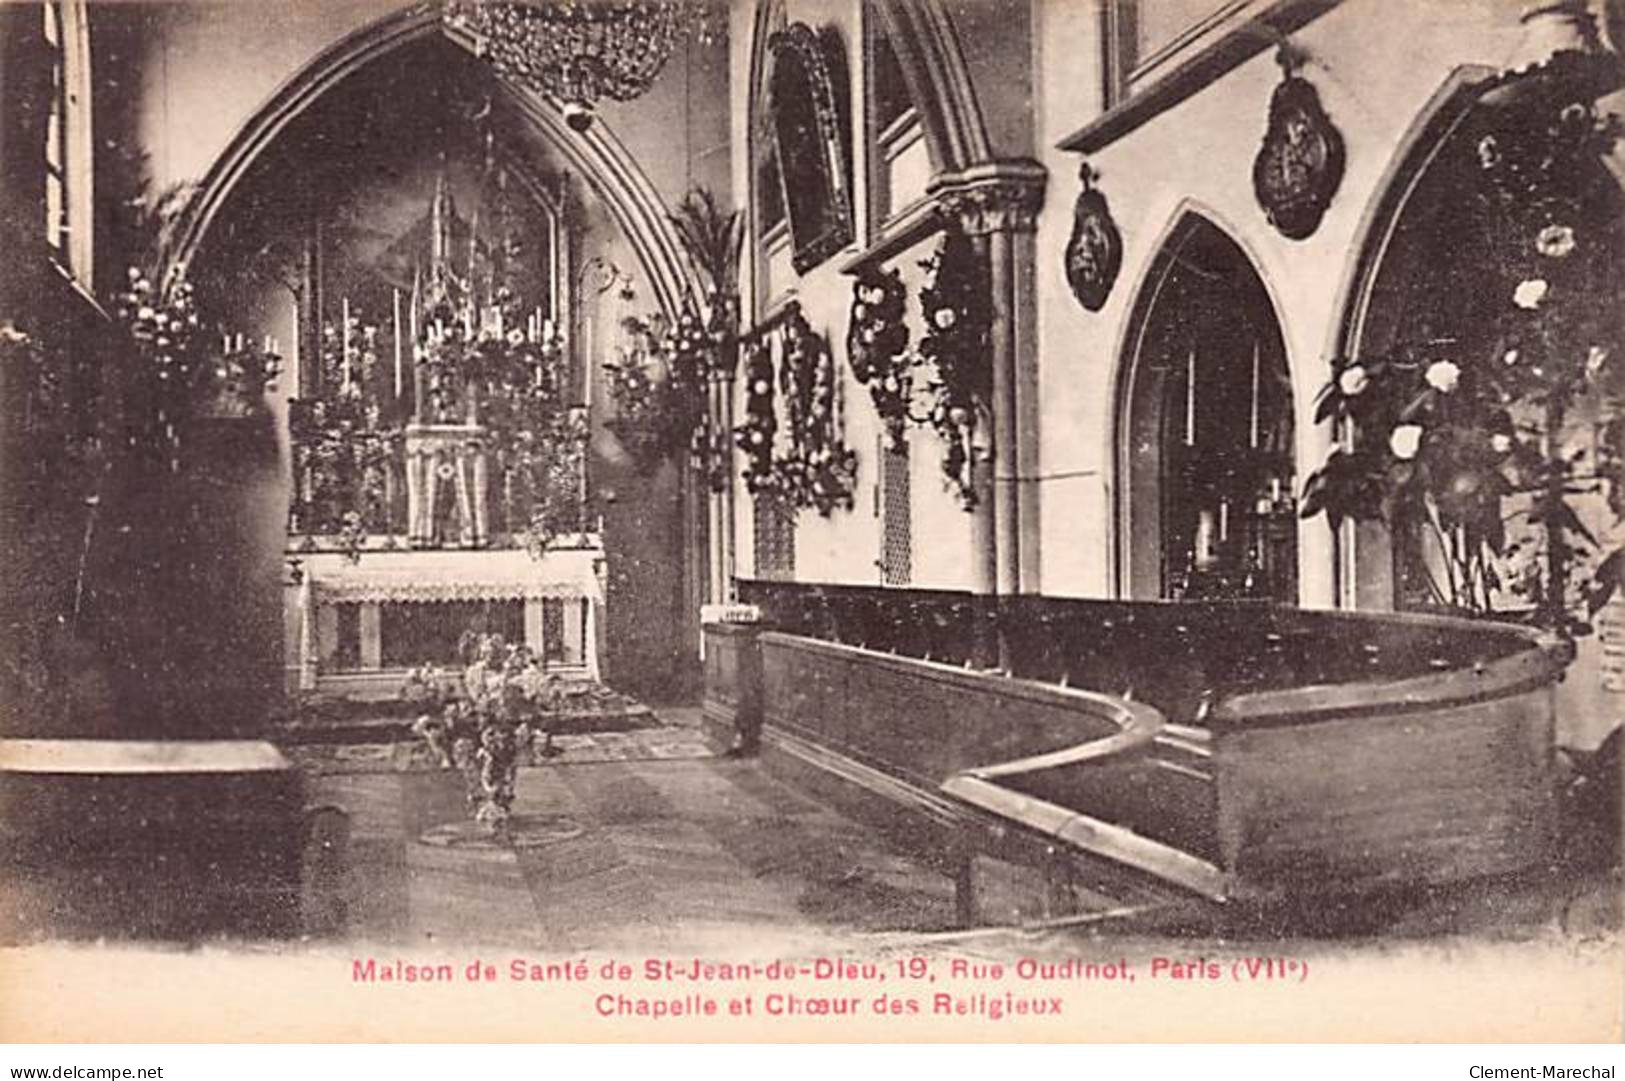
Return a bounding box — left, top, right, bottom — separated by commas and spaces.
1275, 40, 1308, 76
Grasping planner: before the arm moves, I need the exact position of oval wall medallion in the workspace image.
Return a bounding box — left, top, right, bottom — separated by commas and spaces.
1064, 163, 1123, 312
1253, 55, 1345, 241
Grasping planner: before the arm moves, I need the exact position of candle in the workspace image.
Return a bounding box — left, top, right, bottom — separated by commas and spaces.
1195, 508, 1216, 570
1185, 345, 1196, 447
393, 288, 403, 398
1219, 499, 1229, 543
290, 298, 300, 399
410, 266, 420, 346
341, 298, 353, 391
1249, 340, 1260, 449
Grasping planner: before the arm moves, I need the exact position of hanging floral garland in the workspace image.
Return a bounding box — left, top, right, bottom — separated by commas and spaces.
846, 265, 914, 450
776, 308, 859, 516
736, 337, 779, 496
916, 228, 993, 509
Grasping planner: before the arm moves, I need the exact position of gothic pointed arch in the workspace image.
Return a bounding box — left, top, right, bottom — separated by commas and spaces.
1114, 207, 1298, 603
1323, 66, 1496, 610
168, 5, 694, 315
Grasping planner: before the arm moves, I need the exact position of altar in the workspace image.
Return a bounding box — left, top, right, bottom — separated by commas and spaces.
287, 543, 604, 699
280, 163, 607, 701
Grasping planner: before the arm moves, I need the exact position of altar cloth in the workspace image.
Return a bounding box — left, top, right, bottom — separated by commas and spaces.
299, 546, 603, 605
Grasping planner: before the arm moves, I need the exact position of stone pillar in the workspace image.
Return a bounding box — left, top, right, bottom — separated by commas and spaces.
938, 161, 1048, 602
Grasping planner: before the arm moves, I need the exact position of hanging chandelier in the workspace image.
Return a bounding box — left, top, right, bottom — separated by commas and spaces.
443, 1, 720, 132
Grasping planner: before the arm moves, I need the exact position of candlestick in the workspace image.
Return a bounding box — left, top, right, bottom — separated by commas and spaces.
393, 288, 403, 398
1249, 340, 1260, 449
1185, 345, 1196, 447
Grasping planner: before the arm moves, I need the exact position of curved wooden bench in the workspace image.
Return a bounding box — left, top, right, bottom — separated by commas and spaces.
716, 583, 1572, 913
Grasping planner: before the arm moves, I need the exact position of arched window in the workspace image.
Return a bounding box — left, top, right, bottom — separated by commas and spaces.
1118, 213, 1297, 602
863, 2, 928, 231
41, 0, 92, 285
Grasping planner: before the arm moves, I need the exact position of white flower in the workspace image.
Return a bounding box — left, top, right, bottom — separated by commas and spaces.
507, 330, 525, 347
752, 379, 770, 395
1513, 279, 1549, 310
1389, 424, 1424, 460
882, 376, 898, 393
1535, 224, 1576, 259
852, 304, 868, 322
934, 308, 957, 330
1586, 346, 1608, 376
1338, 365, 1371, 396
1424, 360, 1460, 393
1503, 348, 1520, 366
1491, 433, 1513, 454
137, 306, 156, 321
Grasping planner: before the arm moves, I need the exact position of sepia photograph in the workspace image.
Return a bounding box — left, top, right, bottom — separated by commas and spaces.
0, 0, 1621, 1047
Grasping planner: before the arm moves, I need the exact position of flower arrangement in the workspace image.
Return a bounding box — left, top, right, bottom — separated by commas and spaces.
602, 305, 725, 478
776, 308, 858, 516
604, 312, 693, 466
406, 629, 578, 829
118, 267, 284, 467
915, 229, 994, 509
846, 266, 914, 450
1300, 56, 1624, 632
511, 406, 592, 556
736, 338, 779, 496
415, 313, 565, 425
288, 371, 400, 543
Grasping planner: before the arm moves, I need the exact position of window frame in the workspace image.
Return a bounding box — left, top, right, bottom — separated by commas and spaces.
40, 0, 93, 288
1103, 0, 1276, 108
863, 5, 927, 235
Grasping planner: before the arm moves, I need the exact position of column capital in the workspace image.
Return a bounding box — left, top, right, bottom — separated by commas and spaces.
930, 159, 1048, 236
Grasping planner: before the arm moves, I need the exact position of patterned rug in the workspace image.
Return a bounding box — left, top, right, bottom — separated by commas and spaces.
281, 724, 715, 775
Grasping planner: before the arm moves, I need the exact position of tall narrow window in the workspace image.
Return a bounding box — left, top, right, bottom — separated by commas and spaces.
40, 0, 91, 283
43, 0, 66, 255
864, 9, 927, 230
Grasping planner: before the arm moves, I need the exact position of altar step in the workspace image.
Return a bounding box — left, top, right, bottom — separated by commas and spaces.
273, 678, 657, 745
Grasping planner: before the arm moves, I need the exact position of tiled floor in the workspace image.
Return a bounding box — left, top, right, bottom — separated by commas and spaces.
305, 755, 961, 949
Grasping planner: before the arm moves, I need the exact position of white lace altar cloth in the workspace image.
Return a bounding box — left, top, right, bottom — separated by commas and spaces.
301, 546, 603, 606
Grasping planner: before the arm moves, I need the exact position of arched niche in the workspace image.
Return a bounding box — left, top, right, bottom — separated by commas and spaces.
191, 35, 575, 415
170, 5, 693, 318
1335, 64, 1624, 613
1116, 212, 1297, 603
